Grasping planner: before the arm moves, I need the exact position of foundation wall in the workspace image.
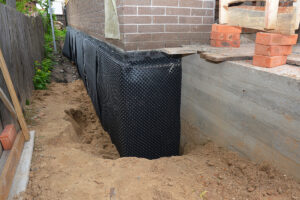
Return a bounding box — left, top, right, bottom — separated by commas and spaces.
66, 0, 214, 51
181, 54, 300, 180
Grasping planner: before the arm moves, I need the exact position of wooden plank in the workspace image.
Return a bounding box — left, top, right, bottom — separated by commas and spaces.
0, 133, 25, 200
265, 0, 280, 30
228, 6, 296, 35
162, 44, 300, 65
287, 53, 300, 65
0, 49, 30, 141
219, 0, 229, 24
293, 0, 300, 29
160, 47, 197, 55
0, 87, 17, 119
200, 52, 252, 62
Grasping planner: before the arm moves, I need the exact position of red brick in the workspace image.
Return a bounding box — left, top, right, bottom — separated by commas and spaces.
190, 32, 210, 41
253, 55, 287, 68
121, 6, 137, 15
152, 33, 188, 41
0, 124, 17, 150
211, 24, 242, 33
191, 25, 211, 32
120, 16, 151, 24
122, 0, 151, 5
139, 42, 166, 50
191, 9, 214, 16
138, 7, 165, 15
256, 32, 298, 46
203, 17, 214, 24
255, 44, 293, 56
210, 31, 240, 41
179, 0, 203, 8
179, 16, 203, 24
138, 25, 164, 33
165, 40, 190, 47
124, 42, 138, 51
153, 16, 178, 24
203, 1, 214, 8
124, 33, 152, 42
166, 25, 190, 32
120, 25, 137, 33
152, 0, 178, 6
210, 39, 240, 48
166, 8, 191, 16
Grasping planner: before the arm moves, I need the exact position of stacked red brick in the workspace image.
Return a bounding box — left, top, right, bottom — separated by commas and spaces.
253, 32, 298, 68
210, 24, 242, 48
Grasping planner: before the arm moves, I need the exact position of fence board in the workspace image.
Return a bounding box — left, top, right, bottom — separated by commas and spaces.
0, 3, 44, 134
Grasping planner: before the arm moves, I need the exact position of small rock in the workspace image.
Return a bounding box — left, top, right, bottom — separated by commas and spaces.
167, 182, 173, 186
266, 190, 273, 195
217, 174, 224, 180
247, 186, 256, 192
238, 163, 247, 170
226, 159, 233, 166
291, 194, 298, 200
207, 160, 215, 167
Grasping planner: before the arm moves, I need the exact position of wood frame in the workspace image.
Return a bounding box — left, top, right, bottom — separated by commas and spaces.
219, 0, 300, 35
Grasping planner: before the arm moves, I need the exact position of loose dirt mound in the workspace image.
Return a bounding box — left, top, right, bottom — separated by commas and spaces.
21, 63, 299, 199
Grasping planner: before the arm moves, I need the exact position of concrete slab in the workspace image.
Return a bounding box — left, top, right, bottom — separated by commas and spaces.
8, 131, 35, 200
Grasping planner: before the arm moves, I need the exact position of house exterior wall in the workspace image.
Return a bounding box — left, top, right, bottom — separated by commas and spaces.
66, 0, 214, 51
66, 0, 124, 48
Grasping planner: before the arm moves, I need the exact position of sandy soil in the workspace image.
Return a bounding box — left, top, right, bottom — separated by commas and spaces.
21, 58, 300, 200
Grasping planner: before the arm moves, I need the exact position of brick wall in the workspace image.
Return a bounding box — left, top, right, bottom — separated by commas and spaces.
66, 0, 215, 51
66, 0, 124, 48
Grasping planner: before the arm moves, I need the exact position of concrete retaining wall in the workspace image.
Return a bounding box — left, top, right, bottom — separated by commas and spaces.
181, 54, 300, 180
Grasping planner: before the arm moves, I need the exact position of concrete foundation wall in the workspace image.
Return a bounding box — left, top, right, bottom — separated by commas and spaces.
181, 54, 300, 180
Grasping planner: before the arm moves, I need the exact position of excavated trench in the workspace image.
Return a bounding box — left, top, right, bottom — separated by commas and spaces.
21, 32, 300, 200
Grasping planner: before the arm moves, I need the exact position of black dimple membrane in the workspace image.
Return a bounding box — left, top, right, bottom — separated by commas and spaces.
63, 27, 182, 159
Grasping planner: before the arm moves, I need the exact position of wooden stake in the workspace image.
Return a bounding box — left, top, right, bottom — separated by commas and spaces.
0, 49, 30, 141
0, 132, 25, 200
0, 87, 17, 119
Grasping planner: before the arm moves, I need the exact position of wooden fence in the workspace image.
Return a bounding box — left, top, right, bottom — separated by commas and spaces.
0, 4, 44, 140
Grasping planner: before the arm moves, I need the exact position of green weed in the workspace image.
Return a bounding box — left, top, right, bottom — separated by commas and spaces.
33, 0, 66, 90
33, 60, 51, 90
199, 190, 208, 200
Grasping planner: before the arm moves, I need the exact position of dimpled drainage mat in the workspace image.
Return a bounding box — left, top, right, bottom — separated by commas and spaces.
63, 27, 182, 159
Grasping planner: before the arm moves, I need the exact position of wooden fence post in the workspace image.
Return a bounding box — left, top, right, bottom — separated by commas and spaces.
6, 0, 16, 9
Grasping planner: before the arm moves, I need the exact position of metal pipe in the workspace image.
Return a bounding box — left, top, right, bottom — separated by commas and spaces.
48, 0, 57, 52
